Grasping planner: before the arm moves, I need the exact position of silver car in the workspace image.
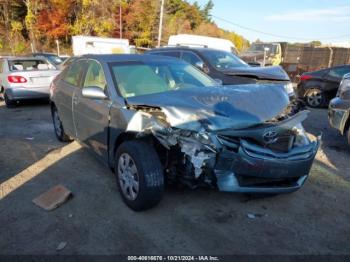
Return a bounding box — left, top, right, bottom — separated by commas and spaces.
50, 54, 319, 211
0, 57, 60, 107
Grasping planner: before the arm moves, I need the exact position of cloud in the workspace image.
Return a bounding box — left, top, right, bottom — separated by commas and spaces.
265, 6, 350, 22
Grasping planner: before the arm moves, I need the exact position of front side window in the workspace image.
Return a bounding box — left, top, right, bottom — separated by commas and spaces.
110, 60, 216, 98
63, 60, 85, 86
181, 52, 203, 67
83, 60, 107, 90
200, 50, 248, 70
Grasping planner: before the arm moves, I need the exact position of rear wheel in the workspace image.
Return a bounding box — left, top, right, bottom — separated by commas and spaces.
115, 140, 164, 211
4, 92, 16, 108
51, 106, 72, 142
305, 88, 325, 108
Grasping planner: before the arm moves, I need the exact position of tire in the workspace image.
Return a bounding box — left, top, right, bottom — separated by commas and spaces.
347, 127, 350, 146
51, 105, 72, 142
4, 92, 16, 108
115, 140, 164, 211
305, 88, 325, 108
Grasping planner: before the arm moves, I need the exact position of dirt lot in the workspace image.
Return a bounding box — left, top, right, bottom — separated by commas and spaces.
0, 100, 350, 255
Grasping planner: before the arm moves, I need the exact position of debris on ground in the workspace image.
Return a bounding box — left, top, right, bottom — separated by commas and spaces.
56, 241, 67, 251
25, 137, 34, 141
32, 184, 72, 211
247, 213, 264, 219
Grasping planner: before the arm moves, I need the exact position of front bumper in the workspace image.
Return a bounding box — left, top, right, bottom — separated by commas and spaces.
328, 97, 350, 135
5, 86, 50, 100
214, 137, 320, 193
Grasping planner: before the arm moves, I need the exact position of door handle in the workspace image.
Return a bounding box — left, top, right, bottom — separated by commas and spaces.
73, 97, 79, 105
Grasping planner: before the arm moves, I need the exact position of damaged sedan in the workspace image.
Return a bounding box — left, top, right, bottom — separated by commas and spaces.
50, 54, 319, 211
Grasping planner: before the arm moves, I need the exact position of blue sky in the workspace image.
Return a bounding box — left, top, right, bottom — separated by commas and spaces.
188, 0, 350, 44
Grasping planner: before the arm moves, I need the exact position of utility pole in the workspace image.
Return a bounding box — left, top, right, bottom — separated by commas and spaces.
56, 39, 60, 56
157, 0, 165, 47
119, 0, 122, 39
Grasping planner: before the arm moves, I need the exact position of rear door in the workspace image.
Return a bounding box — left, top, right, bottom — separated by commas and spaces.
55, 59, 86, 137
72, 59, 111, 161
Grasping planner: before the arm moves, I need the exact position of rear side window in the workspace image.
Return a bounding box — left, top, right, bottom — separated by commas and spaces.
8, 59, 52, 71
328, 66, 350, 79
151, 51, 181, 58
63, 61, 85, 86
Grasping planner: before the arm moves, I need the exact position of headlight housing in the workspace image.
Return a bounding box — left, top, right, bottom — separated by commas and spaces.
293, 123, 310, 146
337, 78, 350, 97
284, 82, 295, 96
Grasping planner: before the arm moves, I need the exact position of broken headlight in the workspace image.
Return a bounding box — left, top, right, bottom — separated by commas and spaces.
293, 123, 310, 146
284, 82, 295, 96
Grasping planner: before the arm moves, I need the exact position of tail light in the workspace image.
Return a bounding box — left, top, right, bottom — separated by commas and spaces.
7, 75, 27, 83
300, 75, 312, 81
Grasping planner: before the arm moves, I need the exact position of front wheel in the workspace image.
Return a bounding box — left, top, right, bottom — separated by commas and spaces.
51, 106, 72, 142
115, 140, 164, 211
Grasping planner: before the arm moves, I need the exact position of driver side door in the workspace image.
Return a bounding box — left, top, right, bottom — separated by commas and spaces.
73, 59, 111, 161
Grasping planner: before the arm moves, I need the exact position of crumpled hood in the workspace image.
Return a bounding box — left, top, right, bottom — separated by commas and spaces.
222, 66, 290, 81
126, 84, 290, 132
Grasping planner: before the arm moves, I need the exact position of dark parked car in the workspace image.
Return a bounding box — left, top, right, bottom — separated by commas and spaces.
32, 53, 64, 67
296, 65, 350, 108
329, 73, 350, 145
50, 54, 319, 211
146, 47, 294, 96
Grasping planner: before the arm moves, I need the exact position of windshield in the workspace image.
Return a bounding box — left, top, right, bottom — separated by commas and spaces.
8, 59, 55, 71
110, 60, 217, 98
250, 43, 277, 54
200, 49, 248, 70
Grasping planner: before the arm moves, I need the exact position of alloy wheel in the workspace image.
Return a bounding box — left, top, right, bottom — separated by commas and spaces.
306, 90, 323, 107
118, 153, 139, 201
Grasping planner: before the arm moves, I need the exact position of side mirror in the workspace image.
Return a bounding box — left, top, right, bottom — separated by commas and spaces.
194, 61, 205, 70
81, 86, 107, 99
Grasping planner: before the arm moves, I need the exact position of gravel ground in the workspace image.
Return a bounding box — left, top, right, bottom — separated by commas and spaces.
0, 100, 350, 255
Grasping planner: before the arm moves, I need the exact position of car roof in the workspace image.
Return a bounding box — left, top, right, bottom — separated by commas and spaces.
147, 46, 222, 53
77, 54, 185, 63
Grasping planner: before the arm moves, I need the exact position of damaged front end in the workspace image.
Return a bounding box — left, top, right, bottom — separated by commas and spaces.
125, 84, 319, 194
126, 105, 319, 194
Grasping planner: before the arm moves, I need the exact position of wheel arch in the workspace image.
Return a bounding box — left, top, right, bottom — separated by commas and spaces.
110, 131, 164, 170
